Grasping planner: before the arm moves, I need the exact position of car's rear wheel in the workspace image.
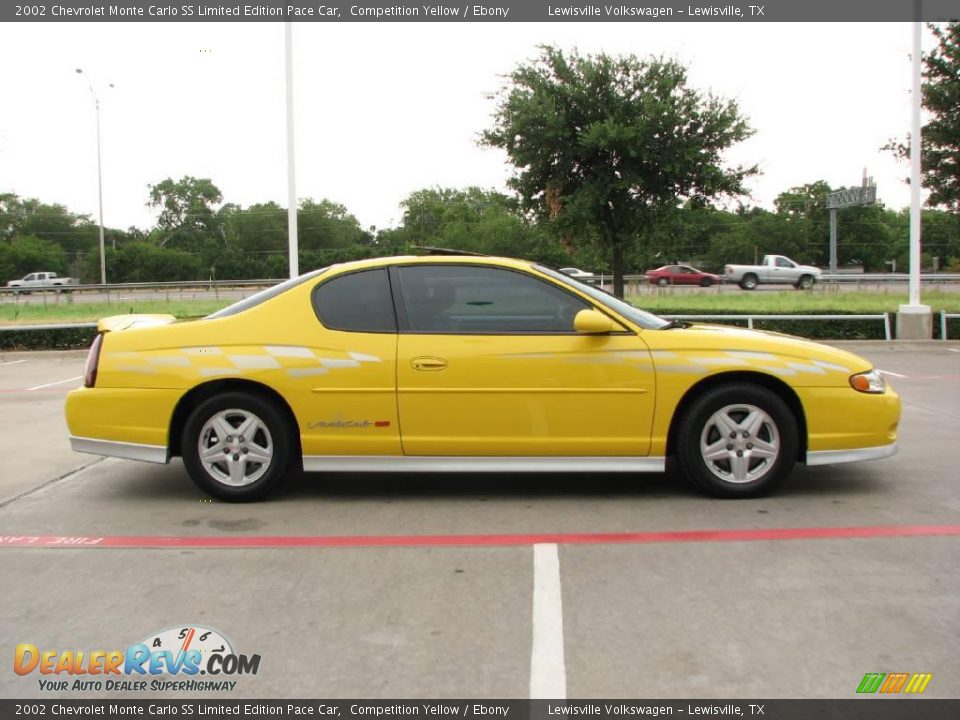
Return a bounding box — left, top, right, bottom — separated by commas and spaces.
182, 392, 293, 502
796, 274, 814, 290
740, 274, 758, 290
700, 278, 713, 287
657, 277, 670, 287
676, 384, 797, 498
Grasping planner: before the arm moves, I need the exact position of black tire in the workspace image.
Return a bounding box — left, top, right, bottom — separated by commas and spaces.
657, 277, 670, 287
181, 391, 294, 502
740, 274, 758, 290
700, 278, 713, 288
675, 383, 798, 498
796, 275, 814, 290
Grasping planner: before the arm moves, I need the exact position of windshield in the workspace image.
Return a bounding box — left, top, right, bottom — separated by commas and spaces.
535, 265, 671, 330
206, 267, 330, 319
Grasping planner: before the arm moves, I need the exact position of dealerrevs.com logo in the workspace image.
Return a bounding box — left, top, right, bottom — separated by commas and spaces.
856, 672, 933, 694
14, 625, 261, 692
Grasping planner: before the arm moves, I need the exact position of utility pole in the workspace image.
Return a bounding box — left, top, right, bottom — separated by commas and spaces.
285, 22, 299, 278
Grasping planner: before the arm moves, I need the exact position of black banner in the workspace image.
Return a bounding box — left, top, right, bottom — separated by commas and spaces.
1, 700, 959, 720
3, 0, 960, 23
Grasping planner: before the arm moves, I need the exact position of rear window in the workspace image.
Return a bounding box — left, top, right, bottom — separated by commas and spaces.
206, 268, 329, 319
312, 268, 397, 333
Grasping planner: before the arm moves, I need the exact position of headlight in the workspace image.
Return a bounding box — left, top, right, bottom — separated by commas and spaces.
850, 369, 886, 394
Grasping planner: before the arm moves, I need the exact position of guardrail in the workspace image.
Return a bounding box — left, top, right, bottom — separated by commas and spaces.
0, 278, 277, 296
821, 273, 960, 283
599, 273, 960, 286
0, 322, 98, 332
3, 272, 960, 297
941, 311, 960, 341
662, 313, 893, 341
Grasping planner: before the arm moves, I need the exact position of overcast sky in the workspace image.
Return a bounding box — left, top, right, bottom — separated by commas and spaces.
0, 22, 931, 233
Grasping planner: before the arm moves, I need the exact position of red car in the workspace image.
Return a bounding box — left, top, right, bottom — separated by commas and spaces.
645, 264, 720, 287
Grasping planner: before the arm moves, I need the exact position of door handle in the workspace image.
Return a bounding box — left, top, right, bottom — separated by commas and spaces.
411, 356, 448, 371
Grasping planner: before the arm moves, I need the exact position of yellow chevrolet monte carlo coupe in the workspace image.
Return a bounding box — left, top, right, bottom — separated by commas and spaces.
65, 254, 901, 502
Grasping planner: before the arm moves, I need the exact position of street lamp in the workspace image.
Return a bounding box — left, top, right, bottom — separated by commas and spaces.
75, 68, 113, 285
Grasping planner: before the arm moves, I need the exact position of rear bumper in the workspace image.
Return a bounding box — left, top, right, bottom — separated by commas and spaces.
65, 386, 180, 449
70, 436, 169, 464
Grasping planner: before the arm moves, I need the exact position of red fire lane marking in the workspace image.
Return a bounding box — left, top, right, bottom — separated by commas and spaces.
1, 525, 958, 549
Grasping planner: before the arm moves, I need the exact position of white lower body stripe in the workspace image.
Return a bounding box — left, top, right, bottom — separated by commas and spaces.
301, 456, 665, 473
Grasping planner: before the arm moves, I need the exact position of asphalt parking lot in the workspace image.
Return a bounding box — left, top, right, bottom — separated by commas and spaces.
1, 343, 958, 700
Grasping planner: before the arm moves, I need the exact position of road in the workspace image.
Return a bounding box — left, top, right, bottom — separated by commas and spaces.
1, 343, 958, 699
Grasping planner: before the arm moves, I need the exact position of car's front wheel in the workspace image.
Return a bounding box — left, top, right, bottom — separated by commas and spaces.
657, 277, 670, 287
182, 392, 294, 501
676, 384, 798, 498
795, 274, 815, 290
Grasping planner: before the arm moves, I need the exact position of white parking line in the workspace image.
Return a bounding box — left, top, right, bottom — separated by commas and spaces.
879, 369, 908, 378
27, 376, 82, 391
1, 359, 28, 366
530, 543, 567, 699
950, 348, 959, 353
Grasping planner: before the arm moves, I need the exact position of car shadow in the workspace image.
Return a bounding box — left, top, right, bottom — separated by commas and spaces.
285, 469, 684, 501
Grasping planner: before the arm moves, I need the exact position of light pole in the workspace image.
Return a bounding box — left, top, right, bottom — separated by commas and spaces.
284, 23, 299, 279
896, 15, 933, 339
75, 68, 112, 285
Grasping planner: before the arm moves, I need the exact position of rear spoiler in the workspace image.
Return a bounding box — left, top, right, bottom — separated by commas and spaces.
97, 314, 177, 333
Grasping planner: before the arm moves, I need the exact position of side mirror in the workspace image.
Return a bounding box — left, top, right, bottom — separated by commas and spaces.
574, 309, 615, 334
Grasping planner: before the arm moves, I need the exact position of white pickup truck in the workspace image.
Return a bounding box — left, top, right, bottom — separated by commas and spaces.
723, 255, 822, 290
6, 271, 78, 292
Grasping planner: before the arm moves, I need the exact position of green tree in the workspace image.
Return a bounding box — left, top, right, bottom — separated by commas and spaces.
0, 193, 99, 256
482, 46, 757, 296
298, 199, 372, 252
107, 242, 202, 283
147, 176, 223, 250
914, 209, 960, 269
703, 208, 807, 269
0, 235, 69, 282
772, 180, 903, 270
392, 186, 568, 264
887, 23, 960, 213
221, 202, 287, 256
773, 181, 831, 265
643, 202, 742, 271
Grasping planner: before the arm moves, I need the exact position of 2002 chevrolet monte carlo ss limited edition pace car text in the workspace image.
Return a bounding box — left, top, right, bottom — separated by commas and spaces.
65, 255, 901, 502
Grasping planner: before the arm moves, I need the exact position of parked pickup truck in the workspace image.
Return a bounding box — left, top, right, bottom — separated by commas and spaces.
6, 271, 78, 292
724, 255, 822, 290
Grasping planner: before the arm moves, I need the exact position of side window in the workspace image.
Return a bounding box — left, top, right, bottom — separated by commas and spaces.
775, 257, 794, 268
24, 274, 36, 282
397, 265, 590, 334
313, 268, 396, 333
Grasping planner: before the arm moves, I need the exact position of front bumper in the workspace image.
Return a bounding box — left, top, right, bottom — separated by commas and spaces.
806, 442, 898, 467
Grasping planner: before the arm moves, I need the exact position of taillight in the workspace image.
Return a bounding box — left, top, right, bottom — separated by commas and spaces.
83, 333, 104, 388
